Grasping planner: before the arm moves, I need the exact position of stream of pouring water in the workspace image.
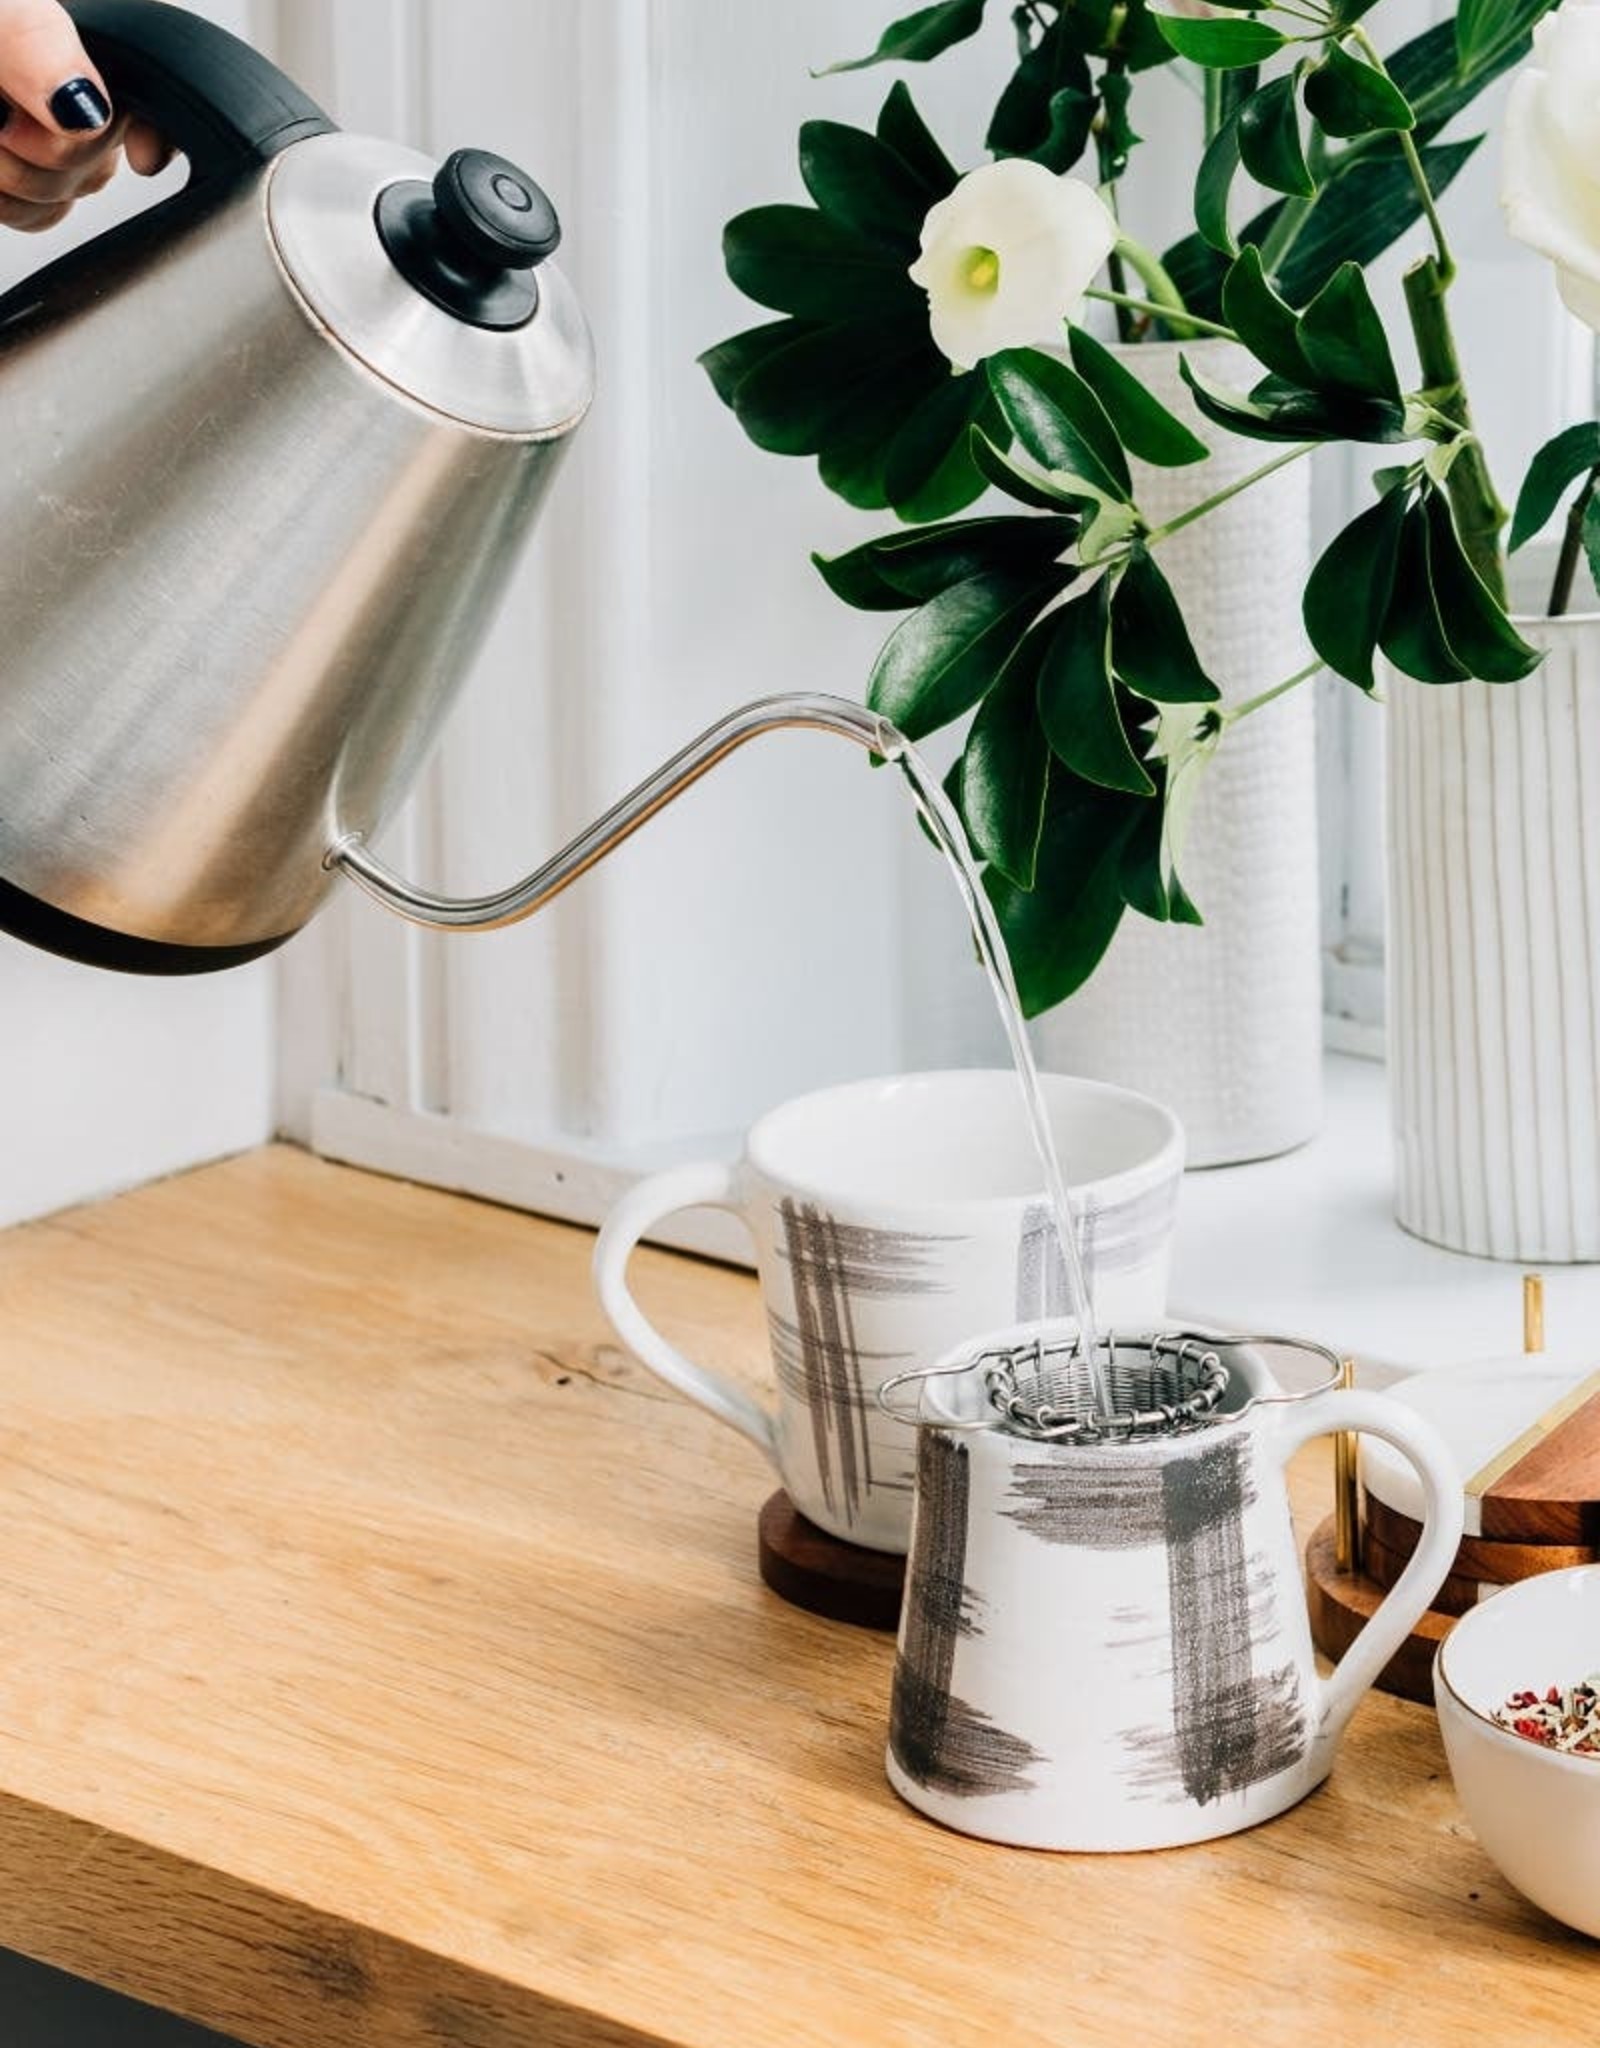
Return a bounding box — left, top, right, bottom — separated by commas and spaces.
884, 732, 1111, 1418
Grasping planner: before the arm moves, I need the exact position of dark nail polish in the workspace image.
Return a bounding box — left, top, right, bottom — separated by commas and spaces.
49, 78, 110, 132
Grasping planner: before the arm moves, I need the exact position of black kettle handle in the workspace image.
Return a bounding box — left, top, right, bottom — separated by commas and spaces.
66, 0, 335, 184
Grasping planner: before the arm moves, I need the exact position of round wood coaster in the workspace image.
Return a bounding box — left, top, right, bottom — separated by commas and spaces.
1358, 1523, 1489, 1618
757, 1491, 905, 1631
1363, 1487, 1598, 1578
1305, 1517, 1454, 1706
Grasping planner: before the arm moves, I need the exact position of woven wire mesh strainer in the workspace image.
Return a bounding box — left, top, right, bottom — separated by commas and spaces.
879, 1329, 1347, 1444
981, 1331, 1230, 1442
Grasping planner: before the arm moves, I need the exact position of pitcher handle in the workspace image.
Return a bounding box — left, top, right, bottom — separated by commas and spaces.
593, 1161, 778, 1462
1269, 1387, 1461, 1737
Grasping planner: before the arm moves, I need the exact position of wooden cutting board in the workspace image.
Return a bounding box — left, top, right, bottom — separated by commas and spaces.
1361, 1358, 1600, 1544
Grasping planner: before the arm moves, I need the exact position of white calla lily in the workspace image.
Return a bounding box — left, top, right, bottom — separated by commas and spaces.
908, 158, 1118, 371
1502, 0, 1600, 331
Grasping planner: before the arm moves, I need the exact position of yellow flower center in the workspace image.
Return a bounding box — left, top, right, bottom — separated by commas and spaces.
962, 245, 1001, 295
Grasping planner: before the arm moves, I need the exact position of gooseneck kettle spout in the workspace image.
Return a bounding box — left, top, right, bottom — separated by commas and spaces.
327, 695, 905, 935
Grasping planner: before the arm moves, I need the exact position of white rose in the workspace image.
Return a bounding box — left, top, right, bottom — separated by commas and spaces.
908, 158, 1118, 372
1502, 0, 1600, 330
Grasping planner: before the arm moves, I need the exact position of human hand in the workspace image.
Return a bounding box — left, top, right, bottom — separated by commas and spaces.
0, 0, 168, 231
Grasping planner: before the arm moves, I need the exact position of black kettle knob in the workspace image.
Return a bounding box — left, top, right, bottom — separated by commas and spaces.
375, 147, 562, 332
433, 150, 561, 271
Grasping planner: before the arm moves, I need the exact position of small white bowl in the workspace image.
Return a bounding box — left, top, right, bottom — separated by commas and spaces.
1435, 1567, 1600, 1938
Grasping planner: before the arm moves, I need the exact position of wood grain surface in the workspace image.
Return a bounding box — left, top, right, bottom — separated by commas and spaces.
0, 1146, 1594, 2048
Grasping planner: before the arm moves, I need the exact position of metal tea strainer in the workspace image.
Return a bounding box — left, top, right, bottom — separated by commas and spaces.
879, 1329, 1346, 1444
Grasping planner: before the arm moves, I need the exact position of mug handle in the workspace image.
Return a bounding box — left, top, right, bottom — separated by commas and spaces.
593, 1162, 778, 1463
1268, 1387, 1461, 1735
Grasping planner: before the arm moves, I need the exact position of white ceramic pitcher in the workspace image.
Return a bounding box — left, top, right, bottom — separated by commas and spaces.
880, 1321, 1461, 1852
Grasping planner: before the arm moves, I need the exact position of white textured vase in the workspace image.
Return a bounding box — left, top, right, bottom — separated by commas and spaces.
1029, 340, 1323, 1168
1388, 613, 1600, 1261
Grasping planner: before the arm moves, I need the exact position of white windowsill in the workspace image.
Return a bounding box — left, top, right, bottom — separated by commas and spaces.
1169, 1051, 1599, 1379
315, 1053, 1600, 1386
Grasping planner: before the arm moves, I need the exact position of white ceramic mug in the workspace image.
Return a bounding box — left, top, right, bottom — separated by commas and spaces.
593, 1071, 1184, 1553
882, 1320, 1462, 1850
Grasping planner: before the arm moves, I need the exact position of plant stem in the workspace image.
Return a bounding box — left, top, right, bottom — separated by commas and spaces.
1146, 443, 1315, 544
1114, 234, 1193, 328
1549, 469, 1600, 617
1085, 288, 1235, 342
1223, 658, 1323, 726
1402, 256, 1508, 601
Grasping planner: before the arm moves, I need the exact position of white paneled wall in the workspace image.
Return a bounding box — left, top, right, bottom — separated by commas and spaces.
279, 2, 1594, 1225
0, 0, 278, 1228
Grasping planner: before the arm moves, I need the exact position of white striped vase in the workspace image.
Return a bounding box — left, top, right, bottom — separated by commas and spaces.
1387, 613, 1600, 1261
1029, 340, 1324, 1168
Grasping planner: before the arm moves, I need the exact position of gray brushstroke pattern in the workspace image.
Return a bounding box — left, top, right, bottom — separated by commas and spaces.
1162, 1438, 1308, 1804
775, 1200, 955, 1525
890, 1433, 1041, 1799
1014, 1177, 1176, 1319
1003, 1436, 1308, 1806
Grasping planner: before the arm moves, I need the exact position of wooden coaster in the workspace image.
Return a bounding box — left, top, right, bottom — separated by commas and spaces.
1358, 1522, 1489, 1617
757, 1491, 905, 1632
1363, 1487, 1597, 1581
1305, 1517, 1455, 1705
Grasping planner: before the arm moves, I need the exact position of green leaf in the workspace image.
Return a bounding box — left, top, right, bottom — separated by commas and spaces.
984, 771, 1140, 1014
797, 121, 934, 250
1161, 137, 1478, 319
1194, 107, 1242, 255
963, 623, 1053, 888
698, 319, 809, 408
986, 349, 1132, 502
884, 372, 995, 520
1582, 495, 1600, 602
970, 429, 1086, 511
1148, 704, 1223, 923
815, 515, 1078, 612
1510, 423, 1600, 552
1297, 261, 1401, 402
1067, 329, 1207, 467
1277, 139, 1476, 304
1303, 481, 1408, 691
723, 206, 915, 321
866, 568, 1068, 739
875, 81, 960, 195
1037, 580, 1155, 795
1155, 14, 1287, 67
1304, 41, 1415, 138
1456, 0, 1554, 81
985, 14, 1096, 173
1238, 75, 1315, 199
1222, 244, 1314, 386
1421, 491, 1543, 684
1180, 355, 1406, 446
727, 320, 931, 454
1110, 550, 1220, 705
1379, 503, 1469, 684
821, 0, 988, 75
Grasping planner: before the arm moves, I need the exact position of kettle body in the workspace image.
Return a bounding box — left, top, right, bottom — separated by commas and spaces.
0, 1, 593, 973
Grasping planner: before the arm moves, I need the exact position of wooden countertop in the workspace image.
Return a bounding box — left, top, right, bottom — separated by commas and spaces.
0, 1144, 1590, 2048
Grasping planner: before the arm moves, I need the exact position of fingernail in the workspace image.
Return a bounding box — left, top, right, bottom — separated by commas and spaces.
49, 79, 110, 132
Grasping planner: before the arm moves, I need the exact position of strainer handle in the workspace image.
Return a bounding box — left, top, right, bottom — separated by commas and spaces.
1269, 1388, 1461, 1736
593, 1160, 777, 1460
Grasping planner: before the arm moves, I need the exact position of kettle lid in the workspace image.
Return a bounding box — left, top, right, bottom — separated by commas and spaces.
267, 132, 594, 439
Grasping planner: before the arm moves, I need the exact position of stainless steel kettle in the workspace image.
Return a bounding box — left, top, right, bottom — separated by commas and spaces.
0, 0, 598, 974
0, 1, 893, 978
